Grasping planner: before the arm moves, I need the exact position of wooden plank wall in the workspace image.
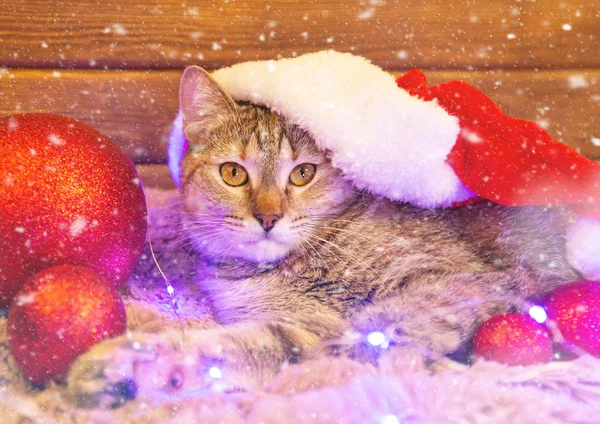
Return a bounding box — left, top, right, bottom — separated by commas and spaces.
1, 0, 599, 164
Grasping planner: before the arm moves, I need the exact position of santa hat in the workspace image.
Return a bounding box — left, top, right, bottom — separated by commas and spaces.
168, 50, 600, 280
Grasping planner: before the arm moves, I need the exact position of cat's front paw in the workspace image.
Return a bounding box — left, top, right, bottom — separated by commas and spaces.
66, 330, 253, 408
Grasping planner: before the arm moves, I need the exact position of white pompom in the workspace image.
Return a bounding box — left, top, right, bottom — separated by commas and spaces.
566, 217, 600, 280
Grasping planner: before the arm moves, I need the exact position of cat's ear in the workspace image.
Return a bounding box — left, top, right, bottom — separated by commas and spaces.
179, 65, 236, 141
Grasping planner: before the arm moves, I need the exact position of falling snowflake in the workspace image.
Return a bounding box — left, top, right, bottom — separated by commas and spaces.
104, 23, 128, 35
536, 119, 550, 129
48, 134, 64, 146
356, 8, 375, 20
15, 293, 36, 306
568, 75, 589, 89
7, 117, 17, 130
562, 23, 572, 31
461, 128, 483, 143
70, 216, 88, 237
591, 137, 600, 147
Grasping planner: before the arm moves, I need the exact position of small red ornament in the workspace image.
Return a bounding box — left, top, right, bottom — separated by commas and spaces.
0, 113, 147, 308
7, 265, 126, 385
472, 313, 553, 366
544, 280, 600, 357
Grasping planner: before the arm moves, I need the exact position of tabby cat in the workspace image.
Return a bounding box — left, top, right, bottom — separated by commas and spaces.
68, 66, 579, 407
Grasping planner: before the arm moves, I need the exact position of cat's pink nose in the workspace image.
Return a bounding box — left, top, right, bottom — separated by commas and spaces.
254, 213, 280, 232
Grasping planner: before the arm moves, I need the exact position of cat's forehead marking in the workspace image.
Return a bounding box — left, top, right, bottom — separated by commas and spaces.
230, 106, 324, 188
242, 130, 260, 161
279, 135, 294, 163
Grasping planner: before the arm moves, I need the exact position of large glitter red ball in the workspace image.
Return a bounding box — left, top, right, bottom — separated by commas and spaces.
0, 113, 147, 308
544, 280, 600, 357
7, 265, 126, 385
472, 313, 553, 366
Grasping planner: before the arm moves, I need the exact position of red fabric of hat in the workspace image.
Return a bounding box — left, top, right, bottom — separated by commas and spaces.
396, 70, 600, 220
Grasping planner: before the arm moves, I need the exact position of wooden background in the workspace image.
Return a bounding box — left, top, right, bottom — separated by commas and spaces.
1, 0, 599, 167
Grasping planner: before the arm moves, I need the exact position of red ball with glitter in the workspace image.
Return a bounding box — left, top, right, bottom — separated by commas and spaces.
472, 313, 553, 366
7, 265, 126, 385
544, 280, 600, 357
0, 113, 147, 308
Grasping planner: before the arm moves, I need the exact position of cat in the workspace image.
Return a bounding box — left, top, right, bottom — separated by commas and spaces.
67, 65, 579, 408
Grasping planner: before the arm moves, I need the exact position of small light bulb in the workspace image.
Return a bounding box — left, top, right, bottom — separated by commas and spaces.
381, 414, 400, 424
208, 366, 223, 379
367, 331, 387, 347
529, 305, 547, 324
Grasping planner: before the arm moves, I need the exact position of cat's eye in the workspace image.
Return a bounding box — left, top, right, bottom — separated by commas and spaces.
289, 163, 316, 186
220, 162, 248, 187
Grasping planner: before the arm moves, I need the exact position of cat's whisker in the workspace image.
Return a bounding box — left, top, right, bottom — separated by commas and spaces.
183, 218, 226, 225
186, 217, 248, 229
183, 223, 221, 229
299, 233, 348, 272
303, 233, 375, 275
300, 224, 393, 262
305, 214, 366, 225
183, 228, 218, 236
301, 233, 354, 267
188, 228, 232, 241
294, 236, 315, 266
184, 217, 224, 222
181, 228, 232, 249
184, 211, 223, 218
183, 210, 228, 218
146, 230, 193, 250
299, 233, 331, 274
302, 222, 381, 242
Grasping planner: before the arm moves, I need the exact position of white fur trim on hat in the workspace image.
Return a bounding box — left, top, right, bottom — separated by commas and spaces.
209, 50, 475, 208
566, 217, 600, 280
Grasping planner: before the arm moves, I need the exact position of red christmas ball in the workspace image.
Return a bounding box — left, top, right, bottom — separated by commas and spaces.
472, 313, 553, 366
544, 280, 600, 357
7, 265, 126, 385
0, 113, 147, 308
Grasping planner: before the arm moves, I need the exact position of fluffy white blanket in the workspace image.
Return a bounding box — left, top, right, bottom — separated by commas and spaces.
1, 188, 600, 424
